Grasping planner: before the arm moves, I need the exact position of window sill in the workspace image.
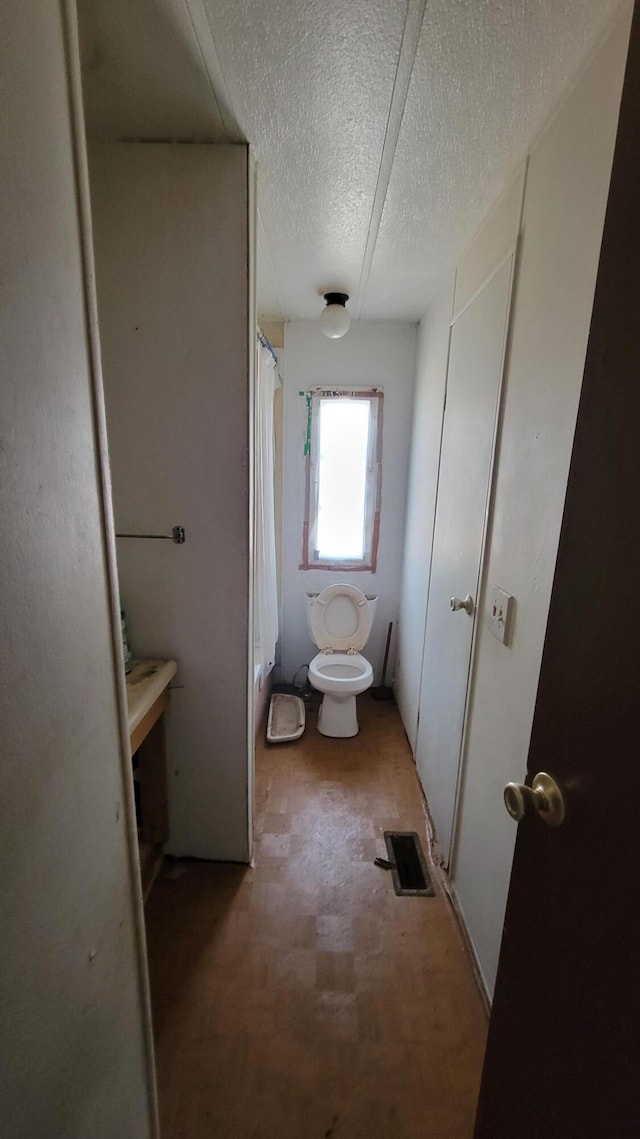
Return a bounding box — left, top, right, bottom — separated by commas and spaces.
299, 561, 374, 572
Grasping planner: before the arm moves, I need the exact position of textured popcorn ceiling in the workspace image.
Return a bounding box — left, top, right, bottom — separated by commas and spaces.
79, 0, 623, 321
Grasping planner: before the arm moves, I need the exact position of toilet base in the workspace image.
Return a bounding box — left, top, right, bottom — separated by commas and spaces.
317, 693, 359, 738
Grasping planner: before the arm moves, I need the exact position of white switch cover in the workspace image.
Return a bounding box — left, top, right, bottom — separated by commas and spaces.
488, 586, 513, 645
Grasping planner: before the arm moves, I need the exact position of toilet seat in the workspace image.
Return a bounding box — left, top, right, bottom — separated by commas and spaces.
309, 651, 373, 695
309, 584, 373, 653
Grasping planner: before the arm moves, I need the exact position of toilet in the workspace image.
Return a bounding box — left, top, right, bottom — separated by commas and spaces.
306, 585, 377, 737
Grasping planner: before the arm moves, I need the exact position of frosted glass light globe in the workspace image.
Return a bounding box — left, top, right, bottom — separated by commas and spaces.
320, 293, 351, 339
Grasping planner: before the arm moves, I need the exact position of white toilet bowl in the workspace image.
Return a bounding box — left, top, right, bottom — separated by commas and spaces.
309, 651, 373, 737
305, 585, 377, 738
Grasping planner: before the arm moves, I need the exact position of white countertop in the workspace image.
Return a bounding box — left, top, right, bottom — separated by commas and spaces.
125, 659, 177, 736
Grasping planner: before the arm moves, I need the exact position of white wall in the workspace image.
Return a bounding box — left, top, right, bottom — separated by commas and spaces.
451, 9, 632, 996
280, 321, 416, 684
395, 281, 453, 750
396, 166, 526, 760
1, 3, 154, 1134
397, 4, 632, 997
89, 142, 253, 861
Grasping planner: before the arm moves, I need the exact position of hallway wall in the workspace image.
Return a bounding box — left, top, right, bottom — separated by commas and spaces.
1, 3, 154, 1134
89, 142, 254, 861
279, 321, 416, 685
397, 3, 633, 996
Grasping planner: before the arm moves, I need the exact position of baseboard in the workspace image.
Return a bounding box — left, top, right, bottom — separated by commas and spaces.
403, 743, 492, 1017
444, 877, 492, 1016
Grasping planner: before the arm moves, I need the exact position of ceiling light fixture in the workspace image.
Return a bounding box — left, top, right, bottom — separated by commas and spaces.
320, 292, 351, 340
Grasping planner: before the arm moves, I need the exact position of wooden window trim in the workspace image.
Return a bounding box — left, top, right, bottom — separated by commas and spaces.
299, 389, 383, 572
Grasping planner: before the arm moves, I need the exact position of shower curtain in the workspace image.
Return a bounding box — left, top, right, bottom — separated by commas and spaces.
254, 343, 280, 676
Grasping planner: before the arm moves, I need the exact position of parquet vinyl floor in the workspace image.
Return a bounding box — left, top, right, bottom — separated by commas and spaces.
145, 695, 487, 1138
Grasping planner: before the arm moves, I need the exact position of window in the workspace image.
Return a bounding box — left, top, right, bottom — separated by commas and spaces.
301, 389, 383, 571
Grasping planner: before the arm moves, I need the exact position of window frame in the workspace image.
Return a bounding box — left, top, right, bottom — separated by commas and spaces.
300, 387, 383, 572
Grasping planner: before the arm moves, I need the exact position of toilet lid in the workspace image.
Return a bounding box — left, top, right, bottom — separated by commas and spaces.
309, 584, 373, 652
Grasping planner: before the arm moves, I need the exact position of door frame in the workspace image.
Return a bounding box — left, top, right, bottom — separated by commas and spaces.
62, 1, 160, 1132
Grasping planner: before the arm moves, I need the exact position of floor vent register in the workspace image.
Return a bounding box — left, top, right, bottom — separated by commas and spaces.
384, 831, 435, 897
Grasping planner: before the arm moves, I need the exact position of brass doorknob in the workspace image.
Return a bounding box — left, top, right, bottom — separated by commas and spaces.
504, 772, 565, 827
450, 594, 474, 615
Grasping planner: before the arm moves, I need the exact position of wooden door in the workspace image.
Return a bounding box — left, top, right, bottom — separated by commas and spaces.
474, 9, 640, 1136
416, 256, 513, 862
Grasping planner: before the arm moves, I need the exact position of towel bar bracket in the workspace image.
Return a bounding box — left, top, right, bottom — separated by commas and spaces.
115, 526, 186, 544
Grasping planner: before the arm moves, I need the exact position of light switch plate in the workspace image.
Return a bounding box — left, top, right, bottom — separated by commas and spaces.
488, 586, 513, 645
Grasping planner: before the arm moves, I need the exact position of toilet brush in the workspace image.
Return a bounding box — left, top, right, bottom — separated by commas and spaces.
371, 621, 394, 701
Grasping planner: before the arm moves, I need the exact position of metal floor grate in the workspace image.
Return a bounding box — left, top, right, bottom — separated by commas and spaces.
384, 831, 435, 897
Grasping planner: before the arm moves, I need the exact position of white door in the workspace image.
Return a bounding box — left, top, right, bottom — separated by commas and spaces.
416, 257, 513, 862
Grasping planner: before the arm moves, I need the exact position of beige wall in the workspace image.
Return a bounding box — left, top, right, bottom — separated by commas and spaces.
89, 142, 253, 861
1, 2, 154, 1133
260, 320, 284, 349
